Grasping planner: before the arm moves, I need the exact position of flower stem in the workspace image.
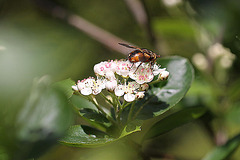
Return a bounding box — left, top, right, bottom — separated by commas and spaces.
100, 92, 114, 106
116, 100, 127, 125
121, 100, 127, 109
90, 95, 117, 125
127, 101, 136, 122
149, 79, 160, 85
108, 91, 120, 112
132, 97, 152, 120
122, 101, 132, 109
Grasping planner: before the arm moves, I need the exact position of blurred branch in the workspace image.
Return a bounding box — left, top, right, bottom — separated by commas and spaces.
123, 0, 166, 55
123, 0, 154, 41
34, 0, 134, 55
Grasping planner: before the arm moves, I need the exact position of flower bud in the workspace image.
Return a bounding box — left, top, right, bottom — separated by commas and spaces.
140, 83, 149, 91
105, 71, 116, 81
105, 80, 117, 92
94, 62, 105, 76
77, 81, 85, 90
135, 91, 145, 99
158, 71, 169, 80
72, 85, 79, 91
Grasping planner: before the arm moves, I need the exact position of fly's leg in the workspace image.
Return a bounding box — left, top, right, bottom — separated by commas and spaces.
133, 62, 143, 74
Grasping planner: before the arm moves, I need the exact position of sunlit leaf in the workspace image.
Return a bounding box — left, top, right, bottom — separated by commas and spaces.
70, 95, 110, 131
60, 125, 115, 148
133, 56, 194, 120
53, 78, 75, 99
70, 94, 96, 110
15, 76, 74, 159
119, 120, 142, 139
60, 120, 142, 148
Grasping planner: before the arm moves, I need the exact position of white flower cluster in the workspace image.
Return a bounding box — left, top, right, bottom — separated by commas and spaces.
72, 59, 169, 102
192, 43, 236, 71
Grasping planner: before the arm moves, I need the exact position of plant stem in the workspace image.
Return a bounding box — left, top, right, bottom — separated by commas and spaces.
132, 97, 153, 120
124, 102, 132, 109
100, 92, 114, 106
121, 100, 127, 109
90, 95, 117, 125
116, 100, 127, 125
149, 79, 160, 85
127, 101, 136, 122
108, 91, 121, 112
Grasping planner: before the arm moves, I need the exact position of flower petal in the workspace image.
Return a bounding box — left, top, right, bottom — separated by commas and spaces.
114, 85, 124, 96
81, 88, 92, 95
124, 93, 135, 102
72, 85, 79, 91
135, 91, 145, 99
105, 80, 117, 92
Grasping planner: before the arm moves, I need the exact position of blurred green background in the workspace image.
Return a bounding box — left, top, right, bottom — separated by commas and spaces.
1, 0, 240, 159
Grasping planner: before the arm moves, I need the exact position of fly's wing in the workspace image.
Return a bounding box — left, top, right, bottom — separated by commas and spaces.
118, 43, 142, 50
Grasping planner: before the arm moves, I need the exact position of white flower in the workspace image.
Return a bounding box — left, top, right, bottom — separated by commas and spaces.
140, 83, 149, 91
94, 60, 117, 79
77, 80, 85, 90
135, 91, 145, 99
127, 81, 140, 91
116, 60, 132, 78
124, 93, 136, 102
152, 64, 166, 76
114, 81, 140, 102
74, 77, 105, 95
74, 59, 169, 102
129, 63, 154, 84
105, 80, 117, 92
94, 62, 106, 76
96, 78, 106, 90
158, 71, 169, 80
80, 78, 94, 95
72, 85, 78, 91
105, 71, 116, 80
114, 84, 125, 96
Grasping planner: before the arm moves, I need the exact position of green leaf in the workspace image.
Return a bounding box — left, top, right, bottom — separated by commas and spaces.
143, 106, 206, 140
119, 120, 142, 139
70, 95, 110, 131
134, 56, 194, 120
70, 94, 96, 110
60, 119, 142, 148
60, 125, 115, 148
53, 78, 75, 99
60, 122, 141, 148
15, 76, 74, 159
202, 133, 240, 160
